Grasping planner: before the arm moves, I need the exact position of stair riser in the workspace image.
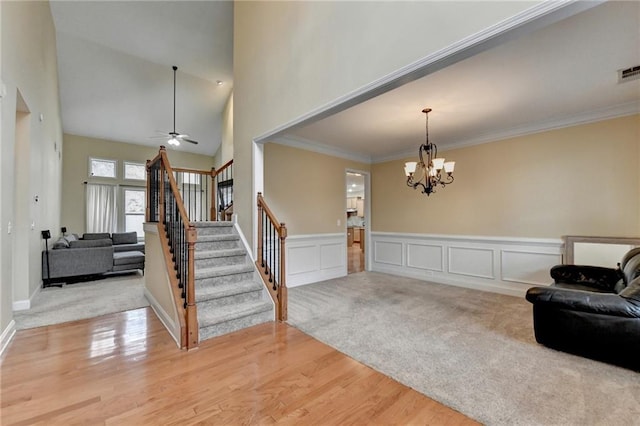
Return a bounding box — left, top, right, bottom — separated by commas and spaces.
195, 254, 247, 269
197, 290, 263, 310
196, 271, 255, 288
195, 239, 239, 251
199, 309, 273, 341
195, 226, 235, 237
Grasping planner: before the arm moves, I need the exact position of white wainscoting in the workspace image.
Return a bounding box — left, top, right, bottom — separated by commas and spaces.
371, 232, 563, 297
286, 234, 347, 287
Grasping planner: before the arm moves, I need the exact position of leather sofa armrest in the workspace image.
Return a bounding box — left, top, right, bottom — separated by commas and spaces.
526, 286, 640, 318
550, 264, 621, 291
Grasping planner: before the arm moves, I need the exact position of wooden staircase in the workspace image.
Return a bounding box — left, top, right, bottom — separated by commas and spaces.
192, 221, 273, 341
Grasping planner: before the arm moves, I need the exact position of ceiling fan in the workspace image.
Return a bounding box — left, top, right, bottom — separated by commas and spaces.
150, 65, 198, 146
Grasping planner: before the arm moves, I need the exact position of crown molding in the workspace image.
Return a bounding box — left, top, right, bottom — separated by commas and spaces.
255, 0, 600, 145
272, 135, 373, 164
373, 101, 640, 163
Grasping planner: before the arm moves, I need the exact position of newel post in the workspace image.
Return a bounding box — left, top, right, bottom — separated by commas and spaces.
210, 167, 216, 221
145, 159, 151, 222
159, 148, 166, 224
278, 223, 288, 321
257, 193, 264, 268
186, 225, 199, 349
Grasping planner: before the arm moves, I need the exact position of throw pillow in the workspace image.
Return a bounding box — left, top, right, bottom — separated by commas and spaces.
64, 234, 78, 244
52, 236, 69, 249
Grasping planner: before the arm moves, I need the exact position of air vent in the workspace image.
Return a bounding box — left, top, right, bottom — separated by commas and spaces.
618, 65, 640, 83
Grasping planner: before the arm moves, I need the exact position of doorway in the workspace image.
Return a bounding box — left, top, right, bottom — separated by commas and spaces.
346, 170, 368, 274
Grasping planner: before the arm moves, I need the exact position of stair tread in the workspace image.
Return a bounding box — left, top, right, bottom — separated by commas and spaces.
195, 280, 263, 302
198, 300, 273, 327
195, 263, 254, 279
194, 248, 245, 260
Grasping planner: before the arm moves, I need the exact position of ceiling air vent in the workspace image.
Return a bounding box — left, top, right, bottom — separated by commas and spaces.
618, 65, 640, 83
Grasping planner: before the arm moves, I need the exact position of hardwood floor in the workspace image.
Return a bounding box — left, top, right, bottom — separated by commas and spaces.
348, 243, 364, 274
1, 307, 477, 425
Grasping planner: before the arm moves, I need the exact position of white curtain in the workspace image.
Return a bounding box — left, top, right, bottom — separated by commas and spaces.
86, 183, 117, 233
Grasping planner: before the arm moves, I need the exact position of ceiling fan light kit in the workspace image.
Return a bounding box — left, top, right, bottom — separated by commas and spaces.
151, 65, 199, 147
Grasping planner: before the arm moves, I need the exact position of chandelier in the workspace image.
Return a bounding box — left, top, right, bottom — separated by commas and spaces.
404, 108, 455, 196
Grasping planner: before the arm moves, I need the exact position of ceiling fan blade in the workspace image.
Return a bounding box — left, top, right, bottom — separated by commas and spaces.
180, 137, 199, 145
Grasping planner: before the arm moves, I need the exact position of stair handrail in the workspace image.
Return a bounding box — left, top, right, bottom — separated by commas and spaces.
147, 146, 198, 349
212, 159, 234, 221
256, 192, 288, 321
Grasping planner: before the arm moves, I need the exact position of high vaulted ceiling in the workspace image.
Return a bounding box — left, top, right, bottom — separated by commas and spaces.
50, 2, 639, 160
51, 1, 233, 156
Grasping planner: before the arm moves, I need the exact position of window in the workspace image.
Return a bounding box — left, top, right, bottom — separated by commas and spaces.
124, 162, 146, 181
89, 158, 117, 178
123, 188, 145, 239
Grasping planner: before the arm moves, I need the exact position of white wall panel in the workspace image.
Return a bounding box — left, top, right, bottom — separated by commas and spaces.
320, 243, 344, 270
288, 245, 318, 275
448, 247, 495, 279
407, 243, 443, 271
501, 250, 562, 286
374, 241, 403, 266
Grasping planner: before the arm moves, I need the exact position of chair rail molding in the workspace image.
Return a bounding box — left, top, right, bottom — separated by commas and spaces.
286, 233, 347, 287
371, 232, 564, 297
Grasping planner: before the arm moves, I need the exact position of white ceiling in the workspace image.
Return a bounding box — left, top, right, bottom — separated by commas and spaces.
284, 1, 640, 162
50, 2, 639, 161
51, 1, 233, 156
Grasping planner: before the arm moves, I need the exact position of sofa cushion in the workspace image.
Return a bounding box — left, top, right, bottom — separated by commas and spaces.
83, 232, 111, 240
52, 237, 69, 249
70, 238, 112, 248
113, 251, 145, 266
113, 243, 145, 253
112, 232, 137, 245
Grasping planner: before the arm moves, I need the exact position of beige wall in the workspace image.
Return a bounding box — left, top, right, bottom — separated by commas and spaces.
143, 225, 180, 345
61, 134, 215, 234
373, 115, 640, 238
263, 143, 370, 235
234, 1, 541, 248
1, 1, 63, 330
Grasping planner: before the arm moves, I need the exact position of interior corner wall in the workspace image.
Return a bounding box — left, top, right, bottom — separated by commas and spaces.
372, 115, 640, 238
215, 92, 234, 168
233, 1, 543, 250
61, 134, 215, 234
263, 143, 370, 235
1, 1, 63, 328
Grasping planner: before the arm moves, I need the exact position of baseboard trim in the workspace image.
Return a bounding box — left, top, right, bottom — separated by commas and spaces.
144, 288, 180, 348
0, 320, 17, 357
12, 284, 43, 311
372, 263, 526, 298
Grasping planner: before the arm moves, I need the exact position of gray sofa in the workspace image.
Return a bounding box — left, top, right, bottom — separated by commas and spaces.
42, 232, 145, 286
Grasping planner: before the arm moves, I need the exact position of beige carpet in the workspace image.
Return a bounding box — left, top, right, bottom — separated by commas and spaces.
14, 272, 149, 330
287, 272, 640, 426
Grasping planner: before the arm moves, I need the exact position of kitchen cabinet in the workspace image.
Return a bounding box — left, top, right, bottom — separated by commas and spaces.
347, 227, 354, 247
356, 198, 364, 217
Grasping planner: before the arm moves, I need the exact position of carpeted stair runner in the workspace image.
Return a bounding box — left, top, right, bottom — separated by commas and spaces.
192, 221, 273, 341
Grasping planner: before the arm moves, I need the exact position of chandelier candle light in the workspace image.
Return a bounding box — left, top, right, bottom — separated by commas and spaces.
404, 108, 455, 196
